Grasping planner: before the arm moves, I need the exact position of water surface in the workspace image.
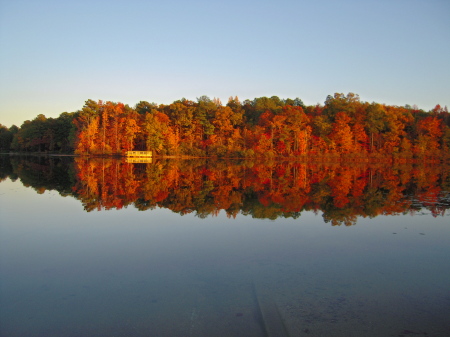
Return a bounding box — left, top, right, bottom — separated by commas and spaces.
0, 157, 449, 336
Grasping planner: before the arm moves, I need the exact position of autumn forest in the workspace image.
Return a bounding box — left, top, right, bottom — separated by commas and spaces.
1, 93, 449, 161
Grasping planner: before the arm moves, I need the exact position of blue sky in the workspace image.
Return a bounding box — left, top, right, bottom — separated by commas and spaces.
1, 0, 449, 127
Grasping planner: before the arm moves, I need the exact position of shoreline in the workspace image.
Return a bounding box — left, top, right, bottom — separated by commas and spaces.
1, 152, 448, 164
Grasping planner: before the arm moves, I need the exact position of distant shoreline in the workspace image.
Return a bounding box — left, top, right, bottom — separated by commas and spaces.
2, 152, 448, 165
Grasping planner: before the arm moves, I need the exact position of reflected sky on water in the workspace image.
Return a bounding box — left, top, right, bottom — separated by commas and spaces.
1, 160, 450, 336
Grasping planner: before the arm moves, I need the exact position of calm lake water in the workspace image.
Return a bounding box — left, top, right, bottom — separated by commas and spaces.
0, 156, 449, 336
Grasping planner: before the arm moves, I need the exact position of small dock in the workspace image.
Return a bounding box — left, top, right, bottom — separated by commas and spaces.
126, 151, 153, 163
126, 151, 152, 157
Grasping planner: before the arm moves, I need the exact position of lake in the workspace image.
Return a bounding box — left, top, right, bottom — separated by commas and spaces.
0, 156, 449, 336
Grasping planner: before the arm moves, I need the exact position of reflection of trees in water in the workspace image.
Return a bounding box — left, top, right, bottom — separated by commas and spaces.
4, 155, 74, 195
1, 156, 449, 224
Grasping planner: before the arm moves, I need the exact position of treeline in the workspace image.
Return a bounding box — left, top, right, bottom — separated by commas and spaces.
1, 156, 449, 224
1, 93, 450, 160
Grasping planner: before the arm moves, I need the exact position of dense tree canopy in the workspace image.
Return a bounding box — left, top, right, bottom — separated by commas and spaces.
2, 93, 449, 161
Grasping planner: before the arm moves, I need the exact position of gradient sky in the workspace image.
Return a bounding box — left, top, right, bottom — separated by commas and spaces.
1, 0, 449, 127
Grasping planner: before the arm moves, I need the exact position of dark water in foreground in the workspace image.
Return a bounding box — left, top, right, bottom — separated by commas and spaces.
0, 156, 449, 336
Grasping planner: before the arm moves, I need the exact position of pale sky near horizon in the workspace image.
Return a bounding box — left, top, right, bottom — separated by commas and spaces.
0, 0, 449, 128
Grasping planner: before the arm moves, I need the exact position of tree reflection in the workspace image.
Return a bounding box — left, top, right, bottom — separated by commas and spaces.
1, 156, 449, 224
